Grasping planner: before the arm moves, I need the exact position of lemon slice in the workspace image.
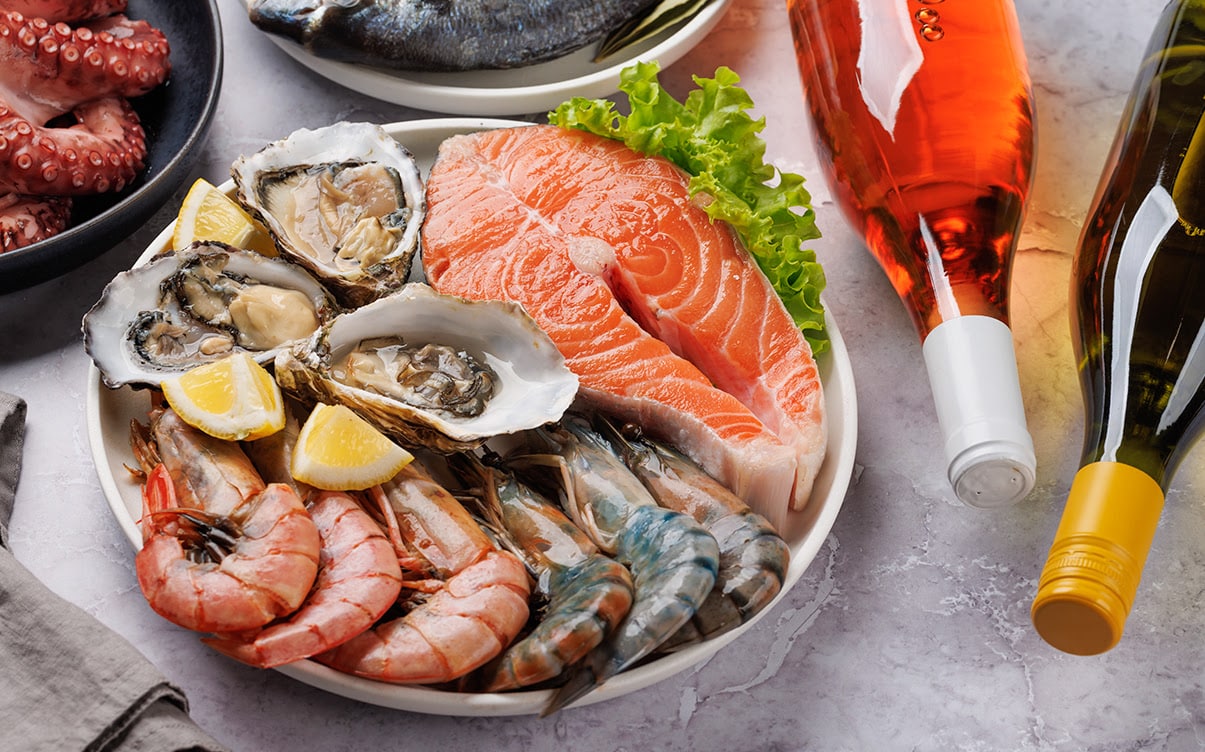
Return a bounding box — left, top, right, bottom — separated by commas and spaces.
161, 352, 286, 441
172, 177, 277, 256
292, 403, 414, 490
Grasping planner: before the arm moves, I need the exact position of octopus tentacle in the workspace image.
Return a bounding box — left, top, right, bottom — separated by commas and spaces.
0, 95, 145, 195
0, 10, 170, 124
0, 191, 71, 251
0, 2, 166, 245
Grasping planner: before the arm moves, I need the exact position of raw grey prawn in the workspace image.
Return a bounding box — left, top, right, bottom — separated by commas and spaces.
520, 415, 719, 713
451, 452, 635, 696
598, 418, 790, 650
202, 490, 405, 668
129, 407, 321, 634
314, 461, 531, 684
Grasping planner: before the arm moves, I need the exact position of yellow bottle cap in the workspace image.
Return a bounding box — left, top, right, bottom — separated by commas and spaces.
1031, 462, 1164, 655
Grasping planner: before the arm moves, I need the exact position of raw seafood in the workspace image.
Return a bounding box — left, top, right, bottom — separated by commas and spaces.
453, 452, 635, 694
82, 243, 338, 389
0, 10, 170, 194
273, 282, 578, 452
231, 121, 424, 307
421, 124, 826, 529
522, 416, 718, 713
598, 417, 789, 649
0, 1, 126, 22
0, 193, 69, 252
247, 0, 658, 72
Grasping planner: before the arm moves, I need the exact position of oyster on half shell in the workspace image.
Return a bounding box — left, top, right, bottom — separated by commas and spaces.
274, 283, 579, 452
231, 121, 424, 308
83, 242, 339, 388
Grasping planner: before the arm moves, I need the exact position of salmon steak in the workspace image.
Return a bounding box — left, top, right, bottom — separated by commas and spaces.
421, 125, 826, 530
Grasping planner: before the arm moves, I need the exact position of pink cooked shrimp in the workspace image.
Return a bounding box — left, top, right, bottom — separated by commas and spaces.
202, 490, 404, 668
315, 462, 531, 684
130, 407, 321, 635
135, 464, 321, 634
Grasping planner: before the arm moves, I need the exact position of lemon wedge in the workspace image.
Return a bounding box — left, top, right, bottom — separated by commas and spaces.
172, 177, 277, 256
292, 403, 414, 490
161, 352, 286, 441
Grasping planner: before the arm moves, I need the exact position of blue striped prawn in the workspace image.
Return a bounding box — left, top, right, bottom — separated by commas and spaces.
596, 417, 790, 650
519, 414, 719, 713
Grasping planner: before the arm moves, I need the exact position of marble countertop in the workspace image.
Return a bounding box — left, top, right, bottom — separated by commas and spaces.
2, 0, 1203, 749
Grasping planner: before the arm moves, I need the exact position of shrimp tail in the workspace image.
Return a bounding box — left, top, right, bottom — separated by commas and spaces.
542, 660, 602, 716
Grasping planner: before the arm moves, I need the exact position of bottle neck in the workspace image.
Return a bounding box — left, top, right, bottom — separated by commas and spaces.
922, 315, 1035, 506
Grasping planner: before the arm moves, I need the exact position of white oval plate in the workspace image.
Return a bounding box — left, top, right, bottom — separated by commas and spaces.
85, 118, 858, 716
249, 0, 733, 115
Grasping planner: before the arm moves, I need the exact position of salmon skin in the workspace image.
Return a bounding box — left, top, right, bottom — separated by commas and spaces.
422, 125, 827, 531
248, 0, 658, 72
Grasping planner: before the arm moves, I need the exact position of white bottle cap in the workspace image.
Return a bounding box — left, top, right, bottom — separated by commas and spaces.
922, 315, 1037, 508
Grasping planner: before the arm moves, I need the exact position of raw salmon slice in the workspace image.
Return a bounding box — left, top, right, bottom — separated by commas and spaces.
421, 125, 826, 528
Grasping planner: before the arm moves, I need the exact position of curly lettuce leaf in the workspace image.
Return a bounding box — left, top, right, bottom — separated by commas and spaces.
548, 61, 828, 354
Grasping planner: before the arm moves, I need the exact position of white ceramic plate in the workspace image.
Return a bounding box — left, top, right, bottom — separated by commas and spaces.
250, 0, 733, 115
85, 118, 858, 716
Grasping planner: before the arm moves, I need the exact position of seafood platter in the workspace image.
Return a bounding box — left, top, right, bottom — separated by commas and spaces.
239, 0, 734, 115
83, 93, 857, 716
0, 0, 222, 292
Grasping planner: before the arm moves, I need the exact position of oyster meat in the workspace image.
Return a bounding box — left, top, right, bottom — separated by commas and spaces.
275, 283, 579, 452
84, 243, 339, 388
232, 121, 424, 308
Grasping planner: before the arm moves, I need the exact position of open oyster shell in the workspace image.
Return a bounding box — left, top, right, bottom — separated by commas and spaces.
274, 283, 579, 452
231, 121, 424, 308
83, 242, 339, 389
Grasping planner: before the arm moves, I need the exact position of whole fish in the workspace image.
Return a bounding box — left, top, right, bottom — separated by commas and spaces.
248, 0, 659, 72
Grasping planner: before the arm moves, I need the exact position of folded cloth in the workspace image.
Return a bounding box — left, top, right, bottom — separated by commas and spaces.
0, 392, 230, 752
0, 391, 25, 548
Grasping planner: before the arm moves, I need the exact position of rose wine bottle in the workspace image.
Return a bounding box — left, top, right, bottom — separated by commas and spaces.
788, 0, 1038, 507
1031, 0, 1205, 655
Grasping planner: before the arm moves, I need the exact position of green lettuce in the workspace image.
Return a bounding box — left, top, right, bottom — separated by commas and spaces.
548, 61, 828, 354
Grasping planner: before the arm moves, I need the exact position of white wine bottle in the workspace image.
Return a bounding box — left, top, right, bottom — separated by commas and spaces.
1032, 0, 1205, 655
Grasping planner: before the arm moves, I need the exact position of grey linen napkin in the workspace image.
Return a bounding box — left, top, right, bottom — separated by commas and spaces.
0, 392, 229, 752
